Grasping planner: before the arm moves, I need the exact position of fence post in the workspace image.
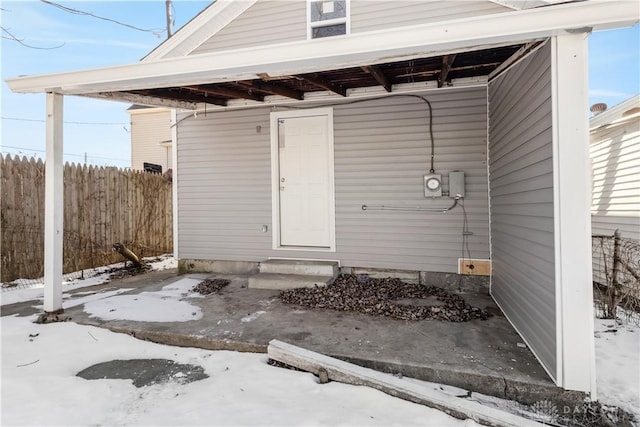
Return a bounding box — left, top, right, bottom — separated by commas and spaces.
609, 229, 622, 318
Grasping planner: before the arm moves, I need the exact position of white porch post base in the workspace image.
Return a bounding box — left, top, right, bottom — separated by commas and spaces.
43, 92, 64, 313
551, 33, 597, 397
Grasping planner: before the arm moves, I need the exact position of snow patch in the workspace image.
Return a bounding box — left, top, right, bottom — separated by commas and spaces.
1, 314, 472, 426
594, 317, 640, 417
83, 278, 203, 323
1, 255, 178, 306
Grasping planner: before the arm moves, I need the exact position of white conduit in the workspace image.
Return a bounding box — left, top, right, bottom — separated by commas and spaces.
361, 198, 459, 213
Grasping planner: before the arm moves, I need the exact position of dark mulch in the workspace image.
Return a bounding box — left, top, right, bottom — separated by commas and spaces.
107, 264, 150, 280
280, 274, 491, 322
191, 278, 231, 295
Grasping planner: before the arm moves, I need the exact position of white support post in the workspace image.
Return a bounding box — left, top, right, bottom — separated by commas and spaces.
44, 92, 64, 313
551, 33, 596, 397
171, 109, 179, 259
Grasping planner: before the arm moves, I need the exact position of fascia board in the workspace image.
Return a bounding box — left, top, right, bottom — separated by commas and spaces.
589, 94, 640, 129
6, 1, 638, 95
143, 0, 257, 61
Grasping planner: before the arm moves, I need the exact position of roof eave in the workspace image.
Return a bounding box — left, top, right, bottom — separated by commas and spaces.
6, 1, 638, 96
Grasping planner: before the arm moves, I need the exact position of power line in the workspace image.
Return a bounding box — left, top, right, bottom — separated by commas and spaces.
1, 26, 65, 49
1, 145, 129, 163
2, 116, 128, 126
40, 0, 165, 37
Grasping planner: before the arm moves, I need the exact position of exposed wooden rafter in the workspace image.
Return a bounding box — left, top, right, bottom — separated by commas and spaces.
362, 65, 392, 92
438, 54, 457, 88
236, 80, 305, 100
296, 73, 347, 97
130, 88, 227, 106
185, 84, 264, 102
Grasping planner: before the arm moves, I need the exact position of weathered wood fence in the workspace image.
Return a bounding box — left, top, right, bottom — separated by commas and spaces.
1, 154, 173, 283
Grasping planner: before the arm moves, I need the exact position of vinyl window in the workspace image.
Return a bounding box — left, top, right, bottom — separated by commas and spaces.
308, 0, 349, 39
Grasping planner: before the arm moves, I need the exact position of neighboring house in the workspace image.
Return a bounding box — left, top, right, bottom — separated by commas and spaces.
590, 95, 640, 240
6, 0, 639, 399
127, 105, 173, 173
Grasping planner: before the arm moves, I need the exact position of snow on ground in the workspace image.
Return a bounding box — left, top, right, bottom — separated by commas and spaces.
83, 278, 204, 322
1, 255, 176, 306
594, 316, 640, 417
0, 314, 477, 427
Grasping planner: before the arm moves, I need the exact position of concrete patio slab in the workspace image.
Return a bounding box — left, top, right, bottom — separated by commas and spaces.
2, 269, 585, 407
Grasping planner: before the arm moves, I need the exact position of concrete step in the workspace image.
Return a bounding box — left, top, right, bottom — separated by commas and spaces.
248, 273, 335, 290
259, 259, 339, 277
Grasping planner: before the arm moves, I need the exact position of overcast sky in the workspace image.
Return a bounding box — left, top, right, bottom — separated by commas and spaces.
1, 1, 638, 168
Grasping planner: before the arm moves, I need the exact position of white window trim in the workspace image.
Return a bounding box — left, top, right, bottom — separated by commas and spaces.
307, 0, 351, 40
270, 107, 336, 253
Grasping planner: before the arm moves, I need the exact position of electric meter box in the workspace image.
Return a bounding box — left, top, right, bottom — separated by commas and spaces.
423, 174, 442, 197
449, 171, 465, 198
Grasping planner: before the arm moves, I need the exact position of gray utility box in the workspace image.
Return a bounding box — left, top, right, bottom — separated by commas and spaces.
423, 173, 442, 198
449, 171, 465, 198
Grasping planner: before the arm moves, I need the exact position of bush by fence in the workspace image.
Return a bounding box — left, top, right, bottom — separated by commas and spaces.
1, 154, 172, 283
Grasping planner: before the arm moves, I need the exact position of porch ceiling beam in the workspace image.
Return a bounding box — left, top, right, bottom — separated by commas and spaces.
438, 54, 457, 88
184, 84, 264, 102
130, 88, 228, 106
396, 62, 502, 78
296, 73, 347, 97
88, 92, 198, 109
6, 1, 637, 95
362, 65, 392, 92
236, 80, 305, 100
488, 40, 545, 81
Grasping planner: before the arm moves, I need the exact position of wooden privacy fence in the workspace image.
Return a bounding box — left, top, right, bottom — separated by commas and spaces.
1, 154, 173, 283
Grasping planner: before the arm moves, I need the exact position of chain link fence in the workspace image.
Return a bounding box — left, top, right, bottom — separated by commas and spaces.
592, 230, 640, 325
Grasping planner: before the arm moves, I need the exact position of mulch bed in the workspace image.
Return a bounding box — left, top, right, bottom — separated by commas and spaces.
107, 264, 150, 280
280, 274, 491, 322
191, 278, 231, 295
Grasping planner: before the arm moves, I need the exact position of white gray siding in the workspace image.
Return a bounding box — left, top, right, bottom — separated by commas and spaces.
190, 0, 510, 56
487, 43, 556, 379
590, 117, 640, 240
351, 0, 509, 33
191, 0, 306, 55
177, 87, 490, 273
130, 109, 173, 172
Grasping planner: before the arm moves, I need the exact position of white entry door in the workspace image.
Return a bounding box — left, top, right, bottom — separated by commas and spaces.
276, 113, 332, 248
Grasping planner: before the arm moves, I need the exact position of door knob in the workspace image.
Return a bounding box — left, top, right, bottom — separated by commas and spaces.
281, 178, 285, 182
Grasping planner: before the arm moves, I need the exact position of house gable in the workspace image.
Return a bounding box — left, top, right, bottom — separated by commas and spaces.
143, 0, 258, 61
151, 0, 514, 59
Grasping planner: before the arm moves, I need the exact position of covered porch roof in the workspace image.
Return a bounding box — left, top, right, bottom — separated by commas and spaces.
5, 1, 638, 109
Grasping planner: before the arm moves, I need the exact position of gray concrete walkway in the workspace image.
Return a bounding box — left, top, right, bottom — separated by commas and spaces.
2, 269, 583, 406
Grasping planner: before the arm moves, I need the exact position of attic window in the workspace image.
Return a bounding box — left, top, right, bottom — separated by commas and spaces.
308, 0, 349, 39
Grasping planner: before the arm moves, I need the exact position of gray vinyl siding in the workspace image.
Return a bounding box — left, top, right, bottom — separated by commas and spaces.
130, 109, 173, 172
351, 0, 509, 33
190, 0, 510, 56
191, 0, 306, 55
590, 118, 640, 240
177, 87, 490, 273
487, 43, 556, 379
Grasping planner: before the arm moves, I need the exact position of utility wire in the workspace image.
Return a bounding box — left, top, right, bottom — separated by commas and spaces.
2, 116, 127, 125
1, 145, 129, 163
1, 26, 65, 49
40, 0, 165, 37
